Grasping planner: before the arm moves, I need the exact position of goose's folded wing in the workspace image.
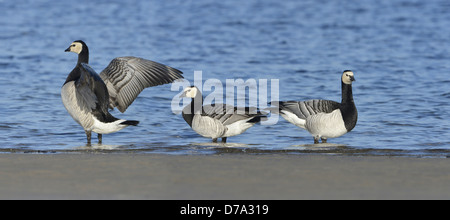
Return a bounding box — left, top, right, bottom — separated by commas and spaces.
191, 115, 227, 138
202, 104, 265, 125
76, 63, 109, 114
278, 99, 340, 119
99, 56, 183, 113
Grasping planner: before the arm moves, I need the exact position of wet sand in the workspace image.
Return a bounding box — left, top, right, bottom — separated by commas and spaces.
0, 154, 449, 199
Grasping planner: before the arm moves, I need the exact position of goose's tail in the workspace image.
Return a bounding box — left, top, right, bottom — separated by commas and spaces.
120, 120, 139, 126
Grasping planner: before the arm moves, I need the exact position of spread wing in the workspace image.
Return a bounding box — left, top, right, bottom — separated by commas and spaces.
278, 99, 340, 119
99, 56, 183, 113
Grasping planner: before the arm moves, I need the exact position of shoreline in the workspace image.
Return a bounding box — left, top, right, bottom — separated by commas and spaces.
0, 153, 449, 199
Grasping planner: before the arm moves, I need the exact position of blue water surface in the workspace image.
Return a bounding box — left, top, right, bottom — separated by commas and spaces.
0, 0, 449, 157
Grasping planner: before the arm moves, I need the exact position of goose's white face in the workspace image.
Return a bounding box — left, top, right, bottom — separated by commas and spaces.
180, 87, 198, 98
65, 42, 83, 54
342, 71, 355, 85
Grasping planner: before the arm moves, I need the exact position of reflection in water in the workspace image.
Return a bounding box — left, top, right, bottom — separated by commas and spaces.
288, 143, 348, 151
190, 142, 250, 148
74, 144, 125, 151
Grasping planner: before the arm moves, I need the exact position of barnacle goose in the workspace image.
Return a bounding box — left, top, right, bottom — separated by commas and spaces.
180, 86, 266, 143
275, 70, 357, 144
62, 40, 183, 145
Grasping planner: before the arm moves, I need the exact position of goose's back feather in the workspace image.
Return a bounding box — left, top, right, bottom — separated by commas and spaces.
279, 99, 340, 119
100, 56, 183, 113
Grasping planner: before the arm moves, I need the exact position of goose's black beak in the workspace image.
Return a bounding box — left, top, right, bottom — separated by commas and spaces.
350, 76, 355, 81
179, 91, 187, 98
64, 46, 71, 52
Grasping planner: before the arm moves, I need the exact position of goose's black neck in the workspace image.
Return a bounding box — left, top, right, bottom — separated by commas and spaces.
77, 45, 89, 65
341, 82, 354, 104
190, 91, 204, 114
182, 91, 204, 127
340, 82, 357, 132
63, 42, 89, 86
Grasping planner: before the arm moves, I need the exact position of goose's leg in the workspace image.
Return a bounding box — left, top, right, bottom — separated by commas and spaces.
98, 134, 102, 144
313, 136, 320, 144
212, 138, 218, 143
85, 130, 92, 146
221, 137, 227, 143
321, 137, 327, 143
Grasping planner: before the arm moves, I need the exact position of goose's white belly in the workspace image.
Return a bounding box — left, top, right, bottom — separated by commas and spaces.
305, 109, 347, 138
61, 82, 95, 131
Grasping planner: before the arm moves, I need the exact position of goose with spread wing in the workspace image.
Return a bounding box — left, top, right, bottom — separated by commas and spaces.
274, 70, 357, 144
62, 40, 183, 145
180, 86, 266, 143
